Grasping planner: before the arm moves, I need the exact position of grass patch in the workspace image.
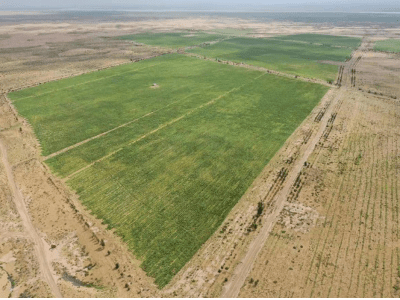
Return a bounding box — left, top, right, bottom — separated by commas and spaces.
10, 54, 328, 287
374, 39, 400, 53
116, 31, 225, 48
187, 36, 356, 81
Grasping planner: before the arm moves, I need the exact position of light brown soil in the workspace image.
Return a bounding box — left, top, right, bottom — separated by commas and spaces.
235, 45, 400, 297
1, 15, 399, 298
356, 51, 400, 99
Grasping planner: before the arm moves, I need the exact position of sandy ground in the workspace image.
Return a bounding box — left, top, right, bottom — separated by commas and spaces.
234, 44, 400, 297
0, 15, 399, 297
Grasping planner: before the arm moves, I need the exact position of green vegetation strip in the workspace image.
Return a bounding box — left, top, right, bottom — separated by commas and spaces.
117, 32, 225, 48
188, 35, 360, 82
374, 39, 400, 53
272, 33, 361, 48
10, 54, 328, 287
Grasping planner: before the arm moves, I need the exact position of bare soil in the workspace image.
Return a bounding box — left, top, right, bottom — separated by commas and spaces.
235, 45, 400, 297
0, 14, 399, 297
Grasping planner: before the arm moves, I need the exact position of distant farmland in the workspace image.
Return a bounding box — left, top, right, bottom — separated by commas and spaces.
9, 54, 328, 286
116, 32, 361, 82
117, 32, 225, 48
374, 38, 400, 53
188, 35, 361, 82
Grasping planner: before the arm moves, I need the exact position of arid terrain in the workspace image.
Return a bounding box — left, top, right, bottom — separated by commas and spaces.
0, 12, 399, 297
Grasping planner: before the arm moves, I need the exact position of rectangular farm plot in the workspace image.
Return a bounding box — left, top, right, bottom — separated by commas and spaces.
374, 39, 400, 53
188, 35, 360, 82
117, 32, 225, 48
10, 54, 329, 287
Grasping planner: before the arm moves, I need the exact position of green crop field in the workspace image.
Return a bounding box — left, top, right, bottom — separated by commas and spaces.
374, 39, 400, 53
117, 32, 225, 48
9, 54, 328, 287
272, 33, 362, 48
188, 35, 359, 81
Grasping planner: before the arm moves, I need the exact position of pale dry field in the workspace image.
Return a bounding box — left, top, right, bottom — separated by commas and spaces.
0, 13, 399, 297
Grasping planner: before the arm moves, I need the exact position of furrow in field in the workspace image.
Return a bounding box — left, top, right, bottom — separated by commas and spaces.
301, 95, 352, 296
306, 99, 358, 297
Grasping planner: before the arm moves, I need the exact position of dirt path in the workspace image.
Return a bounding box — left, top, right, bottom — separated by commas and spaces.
0, 140, 62, 298
221, 41, 367, 298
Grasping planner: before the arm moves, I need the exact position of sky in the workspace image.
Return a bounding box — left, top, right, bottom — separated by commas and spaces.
1, 0, 400, 12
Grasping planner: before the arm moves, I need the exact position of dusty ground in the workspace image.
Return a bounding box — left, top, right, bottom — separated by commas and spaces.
0, 13, 400, 297
231, 44, 400, 297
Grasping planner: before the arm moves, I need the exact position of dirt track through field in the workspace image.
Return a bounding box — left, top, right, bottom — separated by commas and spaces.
221, 41, 366, 298
0, 140, 62, 298
43, 89, 214, 161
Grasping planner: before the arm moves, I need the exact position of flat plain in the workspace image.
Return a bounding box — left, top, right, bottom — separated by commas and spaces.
1, 12, 400, 298
9, 53, 328, 286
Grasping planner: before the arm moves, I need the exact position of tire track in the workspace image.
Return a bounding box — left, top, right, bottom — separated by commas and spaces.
0, 140, 62, 298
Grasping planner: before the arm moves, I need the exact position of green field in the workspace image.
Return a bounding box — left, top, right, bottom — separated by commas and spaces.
374, 39, 400, 53
117, 32, 225, 48
188, 36, 358, 81
9, 54, 328, 287
272, 33, 361, 48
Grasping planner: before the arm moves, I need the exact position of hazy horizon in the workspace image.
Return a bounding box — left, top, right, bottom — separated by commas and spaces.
1, 0, 400, 13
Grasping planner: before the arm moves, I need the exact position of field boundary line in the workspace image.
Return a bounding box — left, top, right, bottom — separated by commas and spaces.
11, 63, 163, 102
64, 74, 266, 181
184, 53, 335, 88
43, 88, 213, 161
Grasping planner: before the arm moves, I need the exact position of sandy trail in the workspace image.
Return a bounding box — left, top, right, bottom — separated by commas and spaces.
0, 140, 62, 298
221, 41, 366, 298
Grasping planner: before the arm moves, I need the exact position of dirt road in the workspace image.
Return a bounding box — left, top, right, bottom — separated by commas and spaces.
221, 41, 366, 298
0, 140, 62, 298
